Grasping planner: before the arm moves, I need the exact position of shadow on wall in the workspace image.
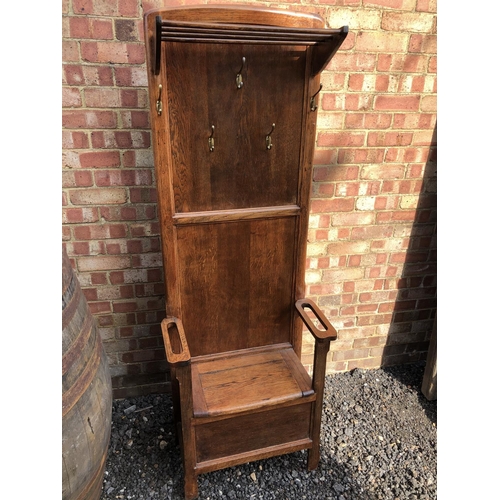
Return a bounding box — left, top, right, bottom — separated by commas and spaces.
381, 124, 437, 369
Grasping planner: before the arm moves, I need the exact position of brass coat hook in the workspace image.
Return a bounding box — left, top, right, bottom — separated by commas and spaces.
156, 84, 163, 116
266, 123, 275, 150
310, 84, 323, 112
208, 125, 215, 152
236, 57, 246, 89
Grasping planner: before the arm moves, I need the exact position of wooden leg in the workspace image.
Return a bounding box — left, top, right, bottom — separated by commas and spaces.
170, 367, 182, 444
308, 340, 330, 471
184, 470, 199, 500
177, 364, 198, 500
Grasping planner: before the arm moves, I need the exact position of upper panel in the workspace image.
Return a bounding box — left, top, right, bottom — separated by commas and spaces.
165, 42, 306, 212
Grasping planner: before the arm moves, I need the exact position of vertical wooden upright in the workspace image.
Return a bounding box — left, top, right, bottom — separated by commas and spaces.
144, 6, 348, 499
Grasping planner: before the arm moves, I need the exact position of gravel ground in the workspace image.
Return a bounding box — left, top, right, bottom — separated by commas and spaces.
100, 362, 437, 500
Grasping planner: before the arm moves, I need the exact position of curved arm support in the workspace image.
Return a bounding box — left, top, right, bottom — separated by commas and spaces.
295, 298, 337, 343
161, 317, 191, 367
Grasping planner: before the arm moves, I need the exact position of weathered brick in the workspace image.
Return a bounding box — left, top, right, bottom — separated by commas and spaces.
338, 148, 386, 165
62, 170, 94, 187
62, 40, 80, 62
91, 130, 150, 149
118, 0, 139, 17
72, 0, 93, 15
393, 113, 435, 129
323, 93, 374, 112
63, 110, 117, 129
115, 19, 140, 41
69, 17, 114, 39
316, 113, 344, 130
403, 54, 429, 73
412, 130, 436, 146
82, 65, 114, 86
317, 132, 365, 147
62, 207, 99, 223
79, 151, 121, 168
62, 130, 89, 149
319, 72, 346, 91
428, 56, 437, 73
374, 95, 420, 111
69, 188, 128, 205
409, 33, 433, 54
64, 65, 84, 86
73, 223, 128, 240
94, 169, 153, 187
360, 164, 405, 180
81, 41, 145, 64
421, 95, 436, 112
381, 12, 435, 32
100, 206, 138, 221
84, 88, 121, 108
311, 198, 355, 213
364, 0, 410, 8
327, 53, 377, 72
355, 196, 377, 211
327, 8, 381, 30
78, 255, 130, 272
330, 212, 376, 226
120, 110, 150, 129
327, 240, 371, 255
356, 32, 408, 53
377, 53, 406, 72
63, 88, 82, 108
416, 0, 437, 12
367, 132, 413, 146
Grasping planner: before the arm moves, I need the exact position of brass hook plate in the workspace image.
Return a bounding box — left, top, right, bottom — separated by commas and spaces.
266, 123, 275, 150
236, 57, 246, 89
156, 84, 163, 116
208, 125, 215, 152
310, 84, 323, 112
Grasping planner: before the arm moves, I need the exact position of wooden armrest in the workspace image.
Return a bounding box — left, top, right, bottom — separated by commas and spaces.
161, 317, 191, 367
295, 298, 337, 342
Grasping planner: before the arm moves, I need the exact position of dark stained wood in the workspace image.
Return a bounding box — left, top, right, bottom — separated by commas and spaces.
295, 298, 338, 342
311, 25, 349, 75
195, 402, 313, 464
165, 42, 305, 213
176, 217, 296, 356
144, 6, 348, 499
161, 317, 191, 366
191, 344, 313, 417
195, 438, 313, 475
173, 205, 300, 225
150, 5, 325, 29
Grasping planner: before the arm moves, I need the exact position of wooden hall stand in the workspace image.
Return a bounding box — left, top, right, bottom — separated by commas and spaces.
144, 6, 348, 499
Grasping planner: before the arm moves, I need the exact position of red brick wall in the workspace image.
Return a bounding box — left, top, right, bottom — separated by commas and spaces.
62, 0, 437, 398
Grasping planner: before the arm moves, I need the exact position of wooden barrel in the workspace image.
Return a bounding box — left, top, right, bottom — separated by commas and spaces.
62, 247, 113, 500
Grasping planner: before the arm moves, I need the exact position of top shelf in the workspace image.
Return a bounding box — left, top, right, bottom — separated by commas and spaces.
154, 16, 348, 75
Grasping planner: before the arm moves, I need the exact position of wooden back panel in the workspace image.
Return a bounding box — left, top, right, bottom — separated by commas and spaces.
145, 7, 326, 357
166, 43, 305, 212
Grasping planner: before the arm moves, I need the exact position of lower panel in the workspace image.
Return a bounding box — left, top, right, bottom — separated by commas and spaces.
195, 401, 312, 464
176, 217, 297, 356
195, 438, 312, 475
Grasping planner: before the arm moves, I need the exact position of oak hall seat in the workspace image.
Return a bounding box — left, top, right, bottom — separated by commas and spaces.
144, 5, 348, 499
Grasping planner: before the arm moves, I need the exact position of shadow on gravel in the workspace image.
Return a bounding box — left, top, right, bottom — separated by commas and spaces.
380, 363, 437, 425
